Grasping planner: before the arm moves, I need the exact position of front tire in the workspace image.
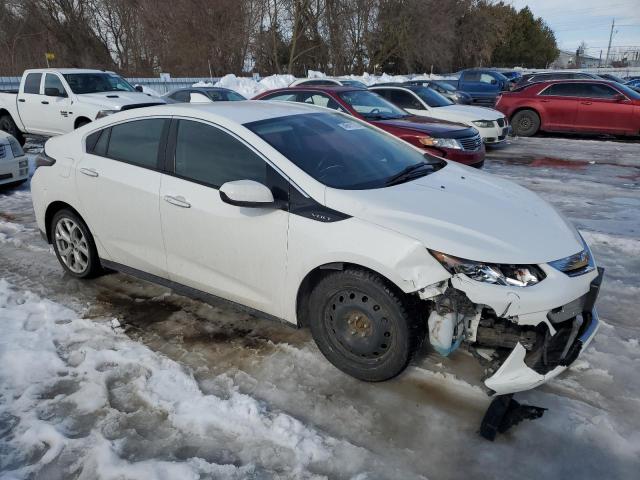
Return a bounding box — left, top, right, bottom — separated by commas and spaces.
0, 114, 25, 146
308, 269, 423, 382
511, 109, 540, 137
51, 209, 102, 278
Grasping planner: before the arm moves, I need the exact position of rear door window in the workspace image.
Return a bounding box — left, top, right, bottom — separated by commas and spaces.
540, 83, 583, 97
170, 90, 190, 102
106, 119, 166, 169
23, 73, 42, 94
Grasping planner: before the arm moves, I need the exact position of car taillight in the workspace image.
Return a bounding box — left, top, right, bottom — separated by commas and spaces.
35, 151, 56, 169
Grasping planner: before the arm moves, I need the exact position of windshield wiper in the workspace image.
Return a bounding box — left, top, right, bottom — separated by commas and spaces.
385, 162, 432, 186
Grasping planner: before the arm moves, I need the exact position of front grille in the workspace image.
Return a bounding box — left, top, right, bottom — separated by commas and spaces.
0, 144, 6, 159
496, 118, 505, 127
459, 134, 482, 151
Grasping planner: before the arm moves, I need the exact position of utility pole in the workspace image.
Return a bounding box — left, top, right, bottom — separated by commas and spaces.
605, 19, 615, 66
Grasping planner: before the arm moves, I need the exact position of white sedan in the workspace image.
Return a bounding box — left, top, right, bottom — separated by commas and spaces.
31, 101, 600, 395
0, 130, 28, 188
371, 85, 510, 144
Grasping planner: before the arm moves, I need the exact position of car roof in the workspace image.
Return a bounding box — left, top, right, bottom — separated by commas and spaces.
110, 100, 326, 125
25, 68, 116, 74
273, 85, 364, 93
167, 86, 233, 93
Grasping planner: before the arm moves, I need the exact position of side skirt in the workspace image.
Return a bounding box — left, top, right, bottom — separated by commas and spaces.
100, 259, 298, 329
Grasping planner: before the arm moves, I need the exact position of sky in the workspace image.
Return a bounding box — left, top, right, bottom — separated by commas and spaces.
510, 0, 640, 58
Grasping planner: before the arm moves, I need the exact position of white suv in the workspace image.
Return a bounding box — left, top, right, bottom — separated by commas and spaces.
31, 102, 601, 395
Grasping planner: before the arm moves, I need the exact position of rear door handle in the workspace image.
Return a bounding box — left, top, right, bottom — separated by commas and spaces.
79, 167, 99, 177
163, 195, 191, 208
41, 100, 49, 104
18, 98, 25, 103
581, 101, 592, 105
540, 99, 550, 103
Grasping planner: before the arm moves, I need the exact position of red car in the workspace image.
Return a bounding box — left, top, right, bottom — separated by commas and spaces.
253, 86, 485, 167
496, 79, 640, 137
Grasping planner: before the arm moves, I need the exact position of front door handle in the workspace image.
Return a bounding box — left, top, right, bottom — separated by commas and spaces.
18, 98, 25, 103
163, 195, 191, 208
540, 99, 550, 103
581, 101, 592, 105
41, 100, 49, 104
79, 167, 99, 177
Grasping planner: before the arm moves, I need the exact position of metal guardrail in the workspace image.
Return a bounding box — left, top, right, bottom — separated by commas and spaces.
0, 76, 220, 95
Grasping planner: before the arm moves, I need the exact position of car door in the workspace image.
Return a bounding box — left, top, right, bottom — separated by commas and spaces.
575, 83, 635, 134
536, 83, 581, 130
17, 72, 47, 134
42, 73, 74, 135
75, 117, 169, 277
159, 118, 289, 317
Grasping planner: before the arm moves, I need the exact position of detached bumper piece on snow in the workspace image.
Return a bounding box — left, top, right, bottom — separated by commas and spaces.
479, 394, 547, 441
482, 267, 603, 395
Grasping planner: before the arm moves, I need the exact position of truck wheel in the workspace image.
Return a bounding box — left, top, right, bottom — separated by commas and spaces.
511, 110, 540, 137
0, 114, 25, 146
308, 268, 423, 382
51, 209, 102, 279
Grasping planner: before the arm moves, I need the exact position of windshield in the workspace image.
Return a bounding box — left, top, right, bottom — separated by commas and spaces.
62, 73, 136, 94
615, 83, 640, 100
338, 90, 408, 120
245, 112, 444, 189
413, 87, 453, 107
431, 81, 456, 92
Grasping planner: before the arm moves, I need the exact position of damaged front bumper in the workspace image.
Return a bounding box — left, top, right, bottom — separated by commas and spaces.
422, 265, 604, 395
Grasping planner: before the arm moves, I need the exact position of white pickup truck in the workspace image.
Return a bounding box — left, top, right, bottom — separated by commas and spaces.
0, 68, 165, 144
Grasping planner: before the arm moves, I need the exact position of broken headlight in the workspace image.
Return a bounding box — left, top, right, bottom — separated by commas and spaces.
429, 250, 545, 287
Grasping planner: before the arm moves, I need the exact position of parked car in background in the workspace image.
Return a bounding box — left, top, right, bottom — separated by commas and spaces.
625, 79, 640, 92
254, 86, 485, 167
515, 71, 600, 88
496, 79, 640, 137
403, 79, 472, 104
0, 130, 28, 188
597, 73, 627, 84
439, 69, 510, 106
31, 101, 602, 394
370, 85, 509, 145
0, 68, 165, 144
290, 78, 368, 88
163, 87, 246, 103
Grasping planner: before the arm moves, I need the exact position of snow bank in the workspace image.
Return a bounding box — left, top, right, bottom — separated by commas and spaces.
194, 71, 446, 97
0, 280, 369, 479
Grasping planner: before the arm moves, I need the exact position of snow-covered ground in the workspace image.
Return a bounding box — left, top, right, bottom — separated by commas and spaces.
1, 136, 639, 479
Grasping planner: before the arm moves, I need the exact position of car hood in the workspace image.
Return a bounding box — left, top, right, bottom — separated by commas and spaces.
78, 92, 166, 109
436, 104, 504, 121
372, 116, 475, 138
324, 162, 583, 264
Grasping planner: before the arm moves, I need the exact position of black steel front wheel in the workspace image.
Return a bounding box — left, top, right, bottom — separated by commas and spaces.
308, 269, 423, 382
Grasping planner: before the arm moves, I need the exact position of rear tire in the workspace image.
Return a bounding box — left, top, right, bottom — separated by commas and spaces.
511, 110, 540, 137
0, 114, 25, 146
51, 209, 102, 279
308, 268, 423, 382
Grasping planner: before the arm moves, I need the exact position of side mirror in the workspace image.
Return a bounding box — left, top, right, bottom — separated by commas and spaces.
219, 180, 275, 208
490, 79, 497, 85
45, 87, 66, 97
613, 93, 626, 102
135, 85, 143, 92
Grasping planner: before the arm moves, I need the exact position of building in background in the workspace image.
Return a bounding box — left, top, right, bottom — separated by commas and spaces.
550, 49, 601, 69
